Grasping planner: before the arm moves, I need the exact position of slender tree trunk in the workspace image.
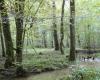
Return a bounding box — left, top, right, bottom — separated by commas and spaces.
69, 0, 76, 61
50, 30, 54, 48
15, 0, 25, 62
51, 40, 54, 48
77, 34, 81, 47
0, 0, 14, 68
87, 25, 91, 53
42, 31, 47, 48
52, 1, 59, 50
0, 29, 6, 57
0, 18, 6, 57
60, 0, 65, 54
1, 34, 6, 57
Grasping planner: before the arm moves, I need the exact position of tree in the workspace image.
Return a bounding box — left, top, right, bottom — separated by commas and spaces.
60, 0, 65, 54
85, 25, 91, 51
42, 30, 47, 48
0, 19, 6, 57
15, 0, 25, 62
69, 0, 76, 61
52, 1, 59, 50
0, 0, 14, 68
14, 0, 26, 76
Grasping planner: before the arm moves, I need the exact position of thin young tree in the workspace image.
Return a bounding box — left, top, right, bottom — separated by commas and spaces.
0, 18, 6, 57
60, 0, 65, 54
0, 0, 14, 68
42, 30, 47, 48
69, 0, 76, 61
52, 1, 59, 50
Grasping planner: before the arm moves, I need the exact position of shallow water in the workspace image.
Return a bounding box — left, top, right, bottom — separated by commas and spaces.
15, 69, 69, 80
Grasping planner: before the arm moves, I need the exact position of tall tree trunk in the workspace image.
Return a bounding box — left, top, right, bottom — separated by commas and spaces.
0, 0, 14, 68
52, 1, 59, 50
69, 0, 76, 61
60, 0, 65, 54
15, 0, 25, 62
42, 31, 47, 48
15, 0, 26, 76
0, 21, 6, 57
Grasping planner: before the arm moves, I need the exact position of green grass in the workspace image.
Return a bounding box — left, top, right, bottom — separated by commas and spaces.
22, 48, 69, 71
22, 48, 100, 71
14, 48, 100, 80
61, 67, 100, 80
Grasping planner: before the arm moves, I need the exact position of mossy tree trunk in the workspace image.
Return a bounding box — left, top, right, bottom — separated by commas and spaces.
15, 0, 26, 76
0, 0, 14, 68
15, 0, 25, 63
69, 0, 76, 61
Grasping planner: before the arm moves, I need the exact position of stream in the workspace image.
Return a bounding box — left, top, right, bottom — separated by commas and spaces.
15, 69, 69, 80
15, 58, 100, 80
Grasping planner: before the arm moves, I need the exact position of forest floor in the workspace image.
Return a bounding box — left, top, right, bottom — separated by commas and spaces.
15, 48, 100, 80
22, 48, 69, 72
0, 48, 69, 80
14, 59, 100, 80
0, 48, 100, 80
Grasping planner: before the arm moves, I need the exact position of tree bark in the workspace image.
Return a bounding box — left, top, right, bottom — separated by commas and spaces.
0, 23, 6, 57
0, 18, 6, 57
0, 0, 14, 68
52, 1, 59, 50
1, 34, 6, 57
42, 31, 47, 48
60, 0, 65, 54
69, 0, 76, 61
77, 34, 81, 47
15, 0, 25, 62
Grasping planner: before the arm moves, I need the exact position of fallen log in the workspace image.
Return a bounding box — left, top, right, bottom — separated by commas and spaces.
76, 49, 100, 53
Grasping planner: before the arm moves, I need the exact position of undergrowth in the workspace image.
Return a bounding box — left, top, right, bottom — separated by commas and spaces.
22, 50, 69, 72
61, 67, 100, 80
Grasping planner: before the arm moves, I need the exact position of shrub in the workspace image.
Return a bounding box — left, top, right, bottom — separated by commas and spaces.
61, 67, 100, 80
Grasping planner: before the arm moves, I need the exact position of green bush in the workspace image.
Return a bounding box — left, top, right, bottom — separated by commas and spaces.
61, 67, 100, 80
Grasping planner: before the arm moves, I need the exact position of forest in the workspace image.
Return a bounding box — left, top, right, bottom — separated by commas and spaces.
0, 0, 100, 80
